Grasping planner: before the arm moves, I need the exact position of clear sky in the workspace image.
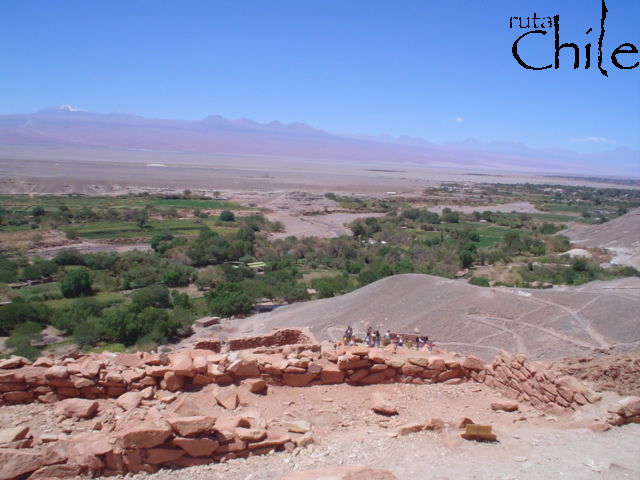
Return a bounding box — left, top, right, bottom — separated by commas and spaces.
1, 0, 639, 155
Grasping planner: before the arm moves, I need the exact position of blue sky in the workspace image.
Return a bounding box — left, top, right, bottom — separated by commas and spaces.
1, 0, 639, 155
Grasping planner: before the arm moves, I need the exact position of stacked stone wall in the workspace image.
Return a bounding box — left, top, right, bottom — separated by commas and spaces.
1, 343, 632, 480
479, 350, 601, 415
0, 344, 478, 406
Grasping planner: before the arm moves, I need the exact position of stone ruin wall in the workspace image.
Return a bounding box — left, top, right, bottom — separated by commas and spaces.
1, 339, 638, 480
225, 328, 314, 352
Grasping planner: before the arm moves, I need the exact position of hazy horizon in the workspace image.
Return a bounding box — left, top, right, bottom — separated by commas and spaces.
1, 0, 639, 159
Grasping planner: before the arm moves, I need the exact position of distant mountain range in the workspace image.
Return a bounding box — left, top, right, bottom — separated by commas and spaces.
0, 106, 637, 177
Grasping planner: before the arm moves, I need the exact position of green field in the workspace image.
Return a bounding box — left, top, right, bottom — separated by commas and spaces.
61, 219, 236, 239
146, 199, 248, 209
42, 291, 127, 311
540, 203, 587, 213
0, 195, 249, 214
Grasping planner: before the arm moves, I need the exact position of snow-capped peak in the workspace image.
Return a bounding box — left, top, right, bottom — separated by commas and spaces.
56, 104, 84, 112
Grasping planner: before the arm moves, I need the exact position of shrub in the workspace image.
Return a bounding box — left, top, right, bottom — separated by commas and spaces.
0, 267, 17, 283
458, 250, 475, 269
34, 260, 58, 277
0, 303, 45, 335
32, 206, 46, 217
53, 249, 85, 266
136, 308, 180, 343
11, 345, 43, 361
51, 297, 103, 334
20, 265, 42, 281
131, 284, 170, 311
207, 284, 253, 318
219, 210, 235, 222
469, 276, 490, 287
60, 269, 93, 298
73, 320, 101, 347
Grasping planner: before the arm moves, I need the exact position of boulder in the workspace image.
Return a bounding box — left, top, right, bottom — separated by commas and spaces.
0, 370, 26, 384
44, 365, 69, 380
143, 448, 185, 465
116, 421, 173, 449
618, 396, 640, 418
371, 392, 398, 415
113, 352, 142, 368
284, 420, 312, 434
167, 416, 216, 437
234, 427, 267, 442
396, 422, 423, 436
319, 361, 345, 384
247, 430, 292, 451
171, 351, 194, 377
0, 427, 30, 445
215, 389, 239, 410
424, 417, 446, 431
490, 400, 519, 412
0, 448, 43, 480
172, 437, 219, 457
163, 371, 184, 392
32, 357, 54, 368
53, 398, 99, 419
282, 373, 315, 387
192, 356, 207, 374
80, 360, 101, 379
407, 357, 429, 368
244, 378, 268, 394
116, 391, 143, 411
428, 357, 447, 371
0, 357, 26, 370
29, 464, 83, 480
214, 416, 251, 431
226, 358, 260, 377
462, 355, 486, 372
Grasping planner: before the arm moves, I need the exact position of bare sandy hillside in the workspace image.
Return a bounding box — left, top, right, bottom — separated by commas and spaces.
560, 208, 640, 269
234, 274, 640, 362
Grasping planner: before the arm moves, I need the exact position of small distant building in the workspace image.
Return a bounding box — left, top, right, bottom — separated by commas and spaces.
247, 261, 266, 273
194, 316, 220, 328
254, 301, 284, 313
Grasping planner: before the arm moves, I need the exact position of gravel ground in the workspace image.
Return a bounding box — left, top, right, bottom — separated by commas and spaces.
85, 382, 640, 480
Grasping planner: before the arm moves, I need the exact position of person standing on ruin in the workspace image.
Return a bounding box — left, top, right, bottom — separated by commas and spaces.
345, 326, 353, 344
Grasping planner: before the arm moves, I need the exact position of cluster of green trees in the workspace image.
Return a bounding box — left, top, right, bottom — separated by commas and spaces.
0, 257, 59, 284
2, 185, 639, 360
50, 284, 187, 348
514, 259, 640, 287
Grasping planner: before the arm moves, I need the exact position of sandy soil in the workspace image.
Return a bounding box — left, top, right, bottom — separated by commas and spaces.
27, 242, 152, 259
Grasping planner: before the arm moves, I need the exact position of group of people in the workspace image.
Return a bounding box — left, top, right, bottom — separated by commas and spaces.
342, 326, 433, 351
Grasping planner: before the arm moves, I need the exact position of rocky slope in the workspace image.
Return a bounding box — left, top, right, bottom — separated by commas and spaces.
235, 274, 640, 361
